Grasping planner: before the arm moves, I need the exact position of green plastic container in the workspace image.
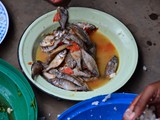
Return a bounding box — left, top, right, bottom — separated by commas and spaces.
0, 59, 37, 120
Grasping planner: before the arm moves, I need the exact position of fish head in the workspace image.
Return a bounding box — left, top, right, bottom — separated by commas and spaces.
31, 61, 45, 79
54, 7, 68, 30
40, 35, 55, 47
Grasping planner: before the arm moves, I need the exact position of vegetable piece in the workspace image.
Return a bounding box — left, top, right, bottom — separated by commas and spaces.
62, 67, 74, 75
67, 41, 80, 52
53, 12, 61, 22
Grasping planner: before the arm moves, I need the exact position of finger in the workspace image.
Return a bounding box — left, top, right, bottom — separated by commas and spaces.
123, 108, 136, 120
129, 94, 141, 110
133, 85, 156, 118
123, 95, 141, 120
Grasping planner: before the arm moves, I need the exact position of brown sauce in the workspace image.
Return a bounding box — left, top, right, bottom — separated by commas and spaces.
36, 47, 48, 62
36, 31, 119, 90
87, 31, 119, 90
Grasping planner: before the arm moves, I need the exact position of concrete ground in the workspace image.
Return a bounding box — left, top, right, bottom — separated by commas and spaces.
1, 0, 160, 119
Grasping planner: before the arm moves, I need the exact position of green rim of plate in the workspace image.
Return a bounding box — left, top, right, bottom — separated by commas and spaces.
0, 59, 37, 120
18, 7, 138, 101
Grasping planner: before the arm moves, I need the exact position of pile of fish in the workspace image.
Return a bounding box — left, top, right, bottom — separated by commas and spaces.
31, 7, 118, 91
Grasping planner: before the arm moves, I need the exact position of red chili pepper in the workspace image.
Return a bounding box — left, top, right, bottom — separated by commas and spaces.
62, 67, 74, 75
28, 62, 33, 65
67, 41, 80, 52
53, 12, 61, 22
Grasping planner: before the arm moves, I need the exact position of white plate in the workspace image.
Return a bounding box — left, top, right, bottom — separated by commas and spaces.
18, 7, 138, 101
0, 1, 9, 44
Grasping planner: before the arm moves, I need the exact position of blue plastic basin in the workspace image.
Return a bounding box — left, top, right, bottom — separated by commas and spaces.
58, 93, 137, 120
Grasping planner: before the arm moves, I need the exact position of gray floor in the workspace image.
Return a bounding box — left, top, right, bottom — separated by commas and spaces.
1, 0, 160, 119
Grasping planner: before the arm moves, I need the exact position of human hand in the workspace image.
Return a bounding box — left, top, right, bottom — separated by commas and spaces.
48, 0, 71, 6
123, 81, 160, 120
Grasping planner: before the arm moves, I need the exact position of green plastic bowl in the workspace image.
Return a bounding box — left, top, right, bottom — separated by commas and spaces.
0, 59, 37, 120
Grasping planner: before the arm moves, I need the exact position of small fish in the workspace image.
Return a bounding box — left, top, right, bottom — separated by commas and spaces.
68, 24, 96, 57
42, 72, 56, 80
81, 48, 99, 77
65, 32, 87, 50
40, 30, 66, 53
88, 42, 96, 59
50, 78, 89, 91
54, 29, 66, 39
53, 7, 68, 29
31, 61, 46, 79
75, 22, 98, 34
72, 68, 91, 78
40, 35, 55, 47
48, 44, 68, 63
81, 77, 97, 82
105, 56, 119, 78
41, 39, 62, 53
46, 50, 67, 71
68, 24, 92, 46
64, 53, 76, 68
70, 50, 82, 70
49, 69, 83, 86
60, 66, 91, 78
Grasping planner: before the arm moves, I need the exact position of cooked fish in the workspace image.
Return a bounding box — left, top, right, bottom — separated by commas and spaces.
81, 48, 99, 77
32, 7, 105, 92
65, 32, 87, 50
50, 78, 89, 91
46, 50, 67, 71
75, 22, 98, 34
48, 44, 68, 63
72, 68, 91, 78
64, 53, 76, 68
42, 72, 56, 80
54, 7, 68, 29
41, 39, 62, 53
105, 56, 119, 78
49, 69, 83, 86
60, 66, 91, 78
40, 35, 55, 47
68, 24, 92, 46
81, 77, 97, 82
70, 50, 82, 70
68, 24, 96, 57
31, 61, 46, 79
40, 29, 66, 53
88, 42, 96, 59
